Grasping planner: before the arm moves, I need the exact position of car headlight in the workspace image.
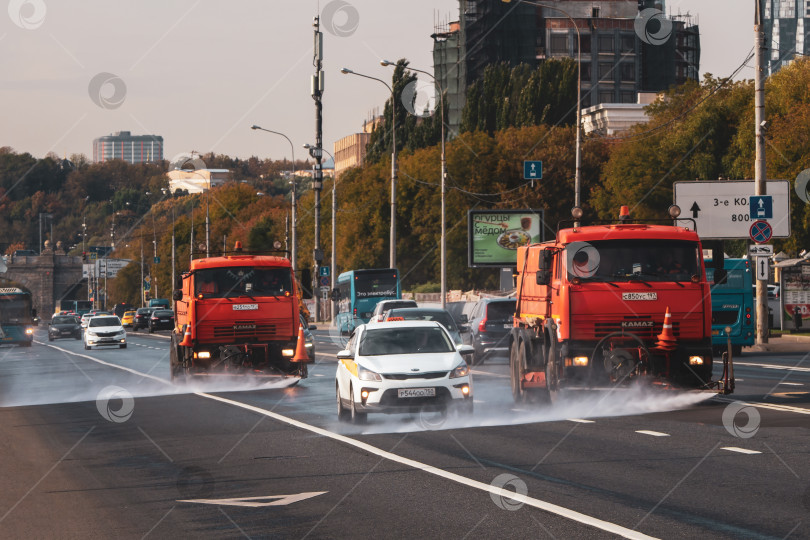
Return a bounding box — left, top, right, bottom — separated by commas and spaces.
358, 366, 382, 382
25, 327, 33, 335
450, 361, 470, 379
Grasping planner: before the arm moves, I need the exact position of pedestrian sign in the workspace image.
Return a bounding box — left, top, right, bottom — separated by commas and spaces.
523, 161, 542, 180
749, 196, 773, 219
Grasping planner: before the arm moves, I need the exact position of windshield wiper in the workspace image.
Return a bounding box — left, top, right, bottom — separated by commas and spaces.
629, 275, 653, 288
578, 276, 620, 288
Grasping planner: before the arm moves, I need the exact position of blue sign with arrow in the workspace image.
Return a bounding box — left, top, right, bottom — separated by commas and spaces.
749, 195, 772, 219
523, 161, 542, 180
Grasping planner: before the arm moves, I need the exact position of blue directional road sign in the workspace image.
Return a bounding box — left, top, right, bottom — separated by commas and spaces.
523, 161, 542, 180
319, 265, 330, 277
749, 220, 773, 244
749, 195, 773, 219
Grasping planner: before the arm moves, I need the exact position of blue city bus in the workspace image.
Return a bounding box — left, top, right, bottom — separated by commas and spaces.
706, 258, 754, 355
0, 287, 36, 347
335, 268, 400, 334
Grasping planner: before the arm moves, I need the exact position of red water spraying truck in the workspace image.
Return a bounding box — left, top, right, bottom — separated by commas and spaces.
509, 205, 734, 403
171, 242, 311, 381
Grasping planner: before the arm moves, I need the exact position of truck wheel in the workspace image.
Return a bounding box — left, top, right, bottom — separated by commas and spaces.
544, 336, 560, 404
337, 384, 350, 422
510, 340, 525, 403
170, 333, 187, 383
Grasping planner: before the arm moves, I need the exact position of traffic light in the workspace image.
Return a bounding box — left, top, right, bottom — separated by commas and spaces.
82, 252, 87, 262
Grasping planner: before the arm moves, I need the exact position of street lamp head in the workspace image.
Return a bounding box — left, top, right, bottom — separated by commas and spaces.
381, 59, 395, 67
303, 143, 313, 149
340, 68, 352, 74
250, 125, 260, 130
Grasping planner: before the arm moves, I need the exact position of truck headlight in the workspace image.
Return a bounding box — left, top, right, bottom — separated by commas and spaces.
573, 356, 589, 366
689, 356, 704, 365
25, 327, 34, 335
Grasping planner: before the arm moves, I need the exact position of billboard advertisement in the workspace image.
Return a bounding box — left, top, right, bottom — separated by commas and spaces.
781, 264, 810, 326
468, 209, 544, 267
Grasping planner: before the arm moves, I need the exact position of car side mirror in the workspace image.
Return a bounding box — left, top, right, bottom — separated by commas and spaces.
458, 324, 470, 333
459, 314, 468, 324
456, 344, 474, 355
336, 349, 353, 360
172, 290, 183, 301
308, 324, 317, 331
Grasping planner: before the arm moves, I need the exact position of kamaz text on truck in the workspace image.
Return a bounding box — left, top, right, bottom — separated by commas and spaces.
509, 205, 734, 404
171, 243, 311, 381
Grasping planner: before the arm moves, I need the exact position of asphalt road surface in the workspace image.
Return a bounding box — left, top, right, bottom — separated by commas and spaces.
1, 326, 809, 538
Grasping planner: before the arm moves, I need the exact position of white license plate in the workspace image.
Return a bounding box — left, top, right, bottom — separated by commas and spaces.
397, 388, 436, 398
233, 303, 259, 311
622, 292, 658, 301
503, 324, 512, 329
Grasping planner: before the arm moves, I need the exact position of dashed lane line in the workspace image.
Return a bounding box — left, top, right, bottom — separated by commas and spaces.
39, 342, 656, 540
720, 447, 762, 455
635, 430, 670, 437
714, 396, 810, 416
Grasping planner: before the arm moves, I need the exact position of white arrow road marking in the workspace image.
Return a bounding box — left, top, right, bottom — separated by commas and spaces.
179, 492, 326, 507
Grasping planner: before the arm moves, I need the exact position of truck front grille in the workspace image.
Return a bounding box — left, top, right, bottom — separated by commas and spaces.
199, 320, 293, 341
574, 315, 703, 341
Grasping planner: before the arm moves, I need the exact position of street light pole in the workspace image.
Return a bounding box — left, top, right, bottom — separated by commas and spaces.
383, 60, 446, 308
305, 143, 337, 321
161, 188, 176, 292
502, 0, 582, 209
251, 125, 297, 270
340, 67, 398, 269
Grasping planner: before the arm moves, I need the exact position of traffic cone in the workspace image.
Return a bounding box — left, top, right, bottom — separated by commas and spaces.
655, 307, 677, 351
292, 325, 309, 362
179, 324, 193, 347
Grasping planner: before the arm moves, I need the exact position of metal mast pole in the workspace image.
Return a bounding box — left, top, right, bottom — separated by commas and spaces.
754, 0, 768, 345
312, 16, 325, 322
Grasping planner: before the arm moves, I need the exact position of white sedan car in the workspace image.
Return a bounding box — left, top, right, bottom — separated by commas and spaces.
336, 320, 474, 423
83, 315, 127, 350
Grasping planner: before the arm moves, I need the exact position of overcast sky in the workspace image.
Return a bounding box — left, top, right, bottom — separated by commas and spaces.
1, 0, 754, 163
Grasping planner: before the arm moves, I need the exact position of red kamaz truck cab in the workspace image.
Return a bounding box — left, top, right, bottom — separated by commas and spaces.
171, 245, 310, 381
510, 206, 727, 403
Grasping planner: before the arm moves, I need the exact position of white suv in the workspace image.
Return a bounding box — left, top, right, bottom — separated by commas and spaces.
369, 299, 418, 323
83, 315, 127, 350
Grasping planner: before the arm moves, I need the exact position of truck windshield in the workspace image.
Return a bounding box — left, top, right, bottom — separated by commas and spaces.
195, 267, 292, 298
566, 240, 700, 282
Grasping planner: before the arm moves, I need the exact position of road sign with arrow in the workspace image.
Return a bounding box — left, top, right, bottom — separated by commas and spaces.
755, 256, 769, 281
673, 180, 791, 239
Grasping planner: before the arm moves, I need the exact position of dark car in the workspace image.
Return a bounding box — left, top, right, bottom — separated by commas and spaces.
148, 309, 175, 333
462, 298, 517, 365
132, 307, 154, 331
48, 315, 82, 341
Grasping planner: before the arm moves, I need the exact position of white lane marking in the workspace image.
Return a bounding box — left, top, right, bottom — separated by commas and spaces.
40, 343, 656, 540
179, 492, 326, 507
721, 447, 761, 455
779, 382, 804, 386
313, 373, 325, 377
735, 362, 810, 373
635, 430, 670, 437
567, 418, 595, 424
199, 392, 657, 540
715, 396, 810, 416
471, 370, 510, 379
